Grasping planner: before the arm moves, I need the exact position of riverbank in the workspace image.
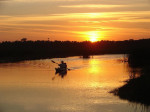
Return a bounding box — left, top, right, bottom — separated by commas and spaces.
111, 51, 150, 106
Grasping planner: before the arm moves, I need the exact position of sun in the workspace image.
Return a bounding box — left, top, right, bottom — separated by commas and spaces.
90, 38, 98, 42
88, 31, 100, 42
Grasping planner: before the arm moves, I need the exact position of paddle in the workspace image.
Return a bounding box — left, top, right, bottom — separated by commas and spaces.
51, 60, 71, 71
51, 60, 59, 64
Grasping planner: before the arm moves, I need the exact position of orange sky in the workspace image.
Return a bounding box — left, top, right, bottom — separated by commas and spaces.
0, 0, 150, 42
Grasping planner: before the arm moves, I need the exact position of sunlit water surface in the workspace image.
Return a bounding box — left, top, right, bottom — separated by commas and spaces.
0, 55, 149, 112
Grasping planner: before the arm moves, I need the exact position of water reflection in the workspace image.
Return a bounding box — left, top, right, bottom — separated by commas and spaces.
54, 70, 67, 79
80, 55, 92, 59
89, 59, 101, 74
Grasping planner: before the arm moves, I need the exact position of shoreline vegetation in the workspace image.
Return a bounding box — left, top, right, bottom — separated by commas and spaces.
0, 38, 150, 63
111, 50, 150, 106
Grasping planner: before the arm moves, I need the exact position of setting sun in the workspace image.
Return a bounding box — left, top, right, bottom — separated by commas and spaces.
87, 31, 100, 42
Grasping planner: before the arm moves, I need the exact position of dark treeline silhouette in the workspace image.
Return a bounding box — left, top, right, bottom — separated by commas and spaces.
111, 49, 150, 106
0, 38, 150, 62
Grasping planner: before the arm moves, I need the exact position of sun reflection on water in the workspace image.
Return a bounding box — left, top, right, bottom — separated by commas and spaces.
89, 59, 101, 74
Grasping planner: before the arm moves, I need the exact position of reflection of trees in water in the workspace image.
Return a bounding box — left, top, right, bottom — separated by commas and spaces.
111, 51, 150, 109
129, 103, 150, 112
128, 68, 141, 80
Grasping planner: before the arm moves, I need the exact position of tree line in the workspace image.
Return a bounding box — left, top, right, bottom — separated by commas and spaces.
0, 38, 150, 62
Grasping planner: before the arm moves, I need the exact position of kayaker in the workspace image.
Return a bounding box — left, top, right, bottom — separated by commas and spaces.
59, 61, 67, 69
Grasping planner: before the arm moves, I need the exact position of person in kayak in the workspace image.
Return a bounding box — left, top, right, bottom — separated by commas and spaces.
59, 61, 67, 70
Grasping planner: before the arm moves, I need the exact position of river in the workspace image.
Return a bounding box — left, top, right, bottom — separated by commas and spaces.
0, 54, 149, 112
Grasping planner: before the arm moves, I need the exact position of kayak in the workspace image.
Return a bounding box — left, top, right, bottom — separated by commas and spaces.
55, 67, 67, 74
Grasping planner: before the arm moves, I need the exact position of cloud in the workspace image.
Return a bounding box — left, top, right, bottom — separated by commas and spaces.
0, 0, 150, 16
0, 0, 150, 41
0, 0, 10, 10
60, 4, 126, 8
0, 0, 9, 1
0, 0, 10, 3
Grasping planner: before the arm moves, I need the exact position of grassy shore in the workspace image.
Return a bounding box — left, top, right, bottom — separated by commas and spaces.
111, 50, 150, 106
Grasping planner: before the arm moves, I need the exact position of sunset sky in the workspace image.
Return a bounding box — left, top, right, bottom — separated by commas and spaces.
0, 0, 150, 42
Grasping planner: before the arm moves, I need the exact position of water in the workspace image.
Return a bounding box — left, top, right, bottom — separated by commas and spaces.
0, 55, 149, 112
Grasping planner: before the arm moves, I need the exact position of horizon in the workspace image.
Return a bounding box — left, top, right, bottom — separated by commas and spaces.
1, 38, 150, 43
0, 0, 150, 42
